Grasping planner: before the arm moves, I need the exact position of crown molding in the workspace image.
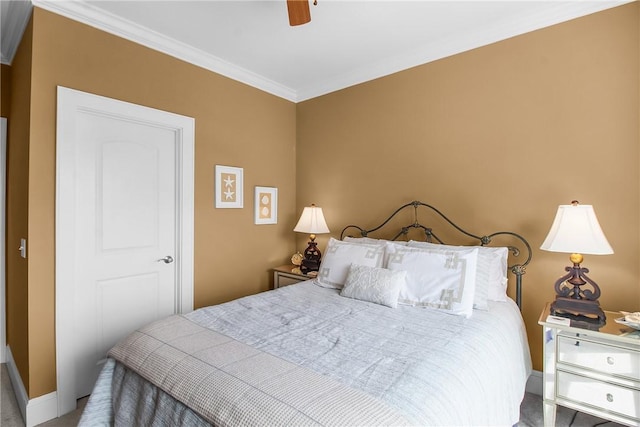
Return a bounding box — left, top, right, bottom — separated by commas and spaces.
1, 0, 33, 65
25, 1, 635, 103
32, 0, 298, 102
295, 1, 633, 101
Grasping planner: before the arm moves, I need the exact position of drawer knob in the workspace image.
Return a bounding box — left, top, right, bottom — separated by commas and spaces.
606, 393, 614, 402
606, 356, 615, 365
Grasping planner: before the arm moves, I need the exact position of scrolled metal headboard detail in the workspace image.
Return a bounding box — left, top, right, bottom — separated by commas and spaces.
340, 200, 532, 309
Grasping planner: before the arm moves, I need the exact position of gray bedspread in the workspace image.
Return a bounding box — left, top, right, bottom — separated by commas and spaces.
81, 280, 531, 426
107, 314, 408, 426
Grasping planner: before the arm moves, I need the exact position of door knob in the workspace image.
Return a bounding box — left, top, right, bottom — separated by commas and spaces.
157, 255, 174, 264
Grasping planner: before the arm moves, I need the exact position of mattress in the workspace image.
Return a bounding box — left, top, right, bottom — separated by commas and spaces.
80, 280, 531, 426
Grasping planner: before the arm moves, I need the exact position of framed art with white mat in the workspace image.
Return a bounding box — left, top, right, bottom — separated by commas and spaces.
215, 165, 243, 208
254, 186, 277, 224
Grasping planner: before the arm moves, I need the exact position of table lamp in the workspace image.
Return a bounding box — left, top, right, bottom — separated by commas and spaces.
294, 204, 330, 274
540, 201, 613, 323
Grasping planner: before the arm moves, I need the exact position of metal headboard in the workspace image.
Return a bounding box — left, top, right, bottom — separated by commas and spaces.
340, 200, 532, 309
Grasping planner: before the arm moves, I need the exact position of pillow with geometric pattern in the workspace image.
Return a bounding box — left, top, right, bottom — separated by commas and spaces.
387, 243, 478, 318
316, 238, 385, 289
340, 264, 406, 308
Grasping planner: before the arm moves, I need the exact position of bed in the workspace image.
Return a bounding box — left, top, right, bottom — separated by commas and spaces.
79, 200, 532, 426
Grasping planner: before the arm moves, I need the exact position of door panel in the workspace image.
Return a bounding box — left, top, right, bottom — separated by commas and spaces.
99, 140, 162, 251
98, 273, 160, 357
73, 110, 177, 398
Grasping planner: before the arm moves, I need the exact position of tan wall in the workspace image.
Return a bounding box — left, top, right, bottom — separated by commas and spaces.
6, 16, 32, 392
297, 3, 640, 372
12, 8, 297, 397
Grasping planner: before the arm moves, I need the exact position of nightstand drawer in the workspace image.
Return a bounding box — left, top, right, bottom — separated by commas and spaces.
273, 265, 311, 289
558, 336, 640, 380
557, 371, 640, 420
277, 275, 305, 287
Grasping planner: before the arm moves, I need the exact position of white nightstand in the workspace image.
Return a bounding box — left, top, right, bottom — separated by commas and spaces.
272, 264, 313, 289
539, 303, 640, 426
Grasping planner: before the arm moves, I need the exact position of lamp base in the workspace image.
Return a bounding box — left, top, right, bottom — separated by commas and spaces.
300, 240, 322, 274
300, 258, 321, 274
551, 296, 606, 324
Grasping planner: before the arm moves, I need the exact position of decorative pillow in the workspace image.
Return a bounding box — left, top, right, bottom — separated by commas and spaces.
316, 238, 385, 289
344, 239, 405, 268
408, 241, 509, 307
387, 245, 479, 318
340, 264, 406, 308
343, 236, 386, 245
344, 236, 408, 246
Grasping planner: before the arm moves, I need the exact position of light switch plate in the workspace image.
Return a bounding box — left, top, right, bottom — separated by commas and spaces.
19, 238, 26, 259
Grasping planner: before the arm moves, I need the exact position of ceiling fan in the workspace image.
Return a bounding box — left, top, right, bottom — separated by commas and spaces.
286, 0, 317, 26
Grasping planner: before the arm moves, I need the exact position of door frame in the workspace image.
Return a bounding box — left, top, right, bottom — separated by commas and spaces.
55, 86, 195, 415
1, 117, 6, 363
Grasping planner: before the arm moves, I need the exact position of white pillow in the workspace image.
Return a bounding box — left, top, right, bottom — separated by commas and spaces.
408, 241, 509, 307
343, 236, 386, 245
317, 238, 385, 289
387, 244, 479, 318
481, 247, 509, 302
344, 236, 408, 246
340, 264, 406, 308
344, 237, 407, 267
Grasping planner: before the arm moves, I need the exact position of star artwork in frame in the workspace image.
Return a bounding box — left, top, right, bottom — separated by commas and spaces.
215, 165, 243, 208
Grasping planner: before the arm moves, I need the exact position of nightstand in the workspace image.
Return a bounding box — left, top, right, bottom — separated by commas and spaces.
538, 303, 640, 426
272, 264, 313, 289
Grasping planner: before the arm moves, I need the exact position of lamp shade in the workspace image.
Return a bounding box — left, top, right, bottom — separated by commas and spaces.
540, 203, 613, 255
293, 205, 330, 234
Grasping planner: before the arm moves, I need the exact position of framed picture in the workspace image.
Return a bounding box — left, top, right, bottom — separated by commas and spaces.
254, 186, 278, 224
215, 165, 243, 208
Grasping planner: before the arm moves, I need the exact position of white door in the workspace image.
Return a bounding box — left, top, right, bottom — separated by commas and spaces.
56, 87, 194, 415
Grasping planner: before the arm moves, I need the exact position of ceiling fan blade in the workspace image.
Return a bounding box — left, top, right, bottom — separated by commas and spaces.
287, 0, 311, 26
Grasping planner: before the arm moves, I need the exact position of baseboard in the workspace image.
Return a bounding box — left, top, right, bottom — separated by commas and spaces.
5, 346, 58, 427
25, 391, 58, 427
526, 370, 543, 395
5, 346, 28, 423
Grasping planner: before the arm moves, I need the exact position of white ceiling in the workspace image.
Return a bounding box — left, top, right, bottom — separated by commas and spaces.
2, 0, 633, 102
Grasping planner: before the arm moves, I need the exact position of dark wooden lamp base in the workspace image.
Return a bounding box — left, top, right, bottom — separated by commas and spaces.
551, 254, 606, 325
300, 238, 322, 274
551, 296, 606, 324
